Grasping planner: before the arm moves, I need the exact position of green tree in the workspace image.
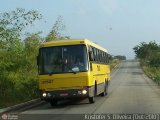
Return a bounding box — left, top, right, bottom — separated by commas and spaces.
133, 41, 160, 66
0, 8, 42, 107
0, 8, 42, 42
0, 8, 42, 72
16, 33, 43, 99
46, 16, 70, 41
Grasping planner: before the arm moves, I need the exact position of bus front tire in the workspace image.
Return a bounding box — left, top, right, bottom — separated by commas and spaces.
50, 99, 58, 106
89, 96, 95, 103
88, 85, 96, 104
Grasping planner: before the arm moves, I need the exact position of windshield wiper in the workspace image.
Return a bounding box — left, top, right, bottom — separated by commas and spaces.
69, 70, 78, 74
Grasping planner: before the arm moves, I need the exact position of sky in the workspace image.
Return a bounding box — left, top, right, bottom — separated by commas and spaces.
1, 0, 160, 59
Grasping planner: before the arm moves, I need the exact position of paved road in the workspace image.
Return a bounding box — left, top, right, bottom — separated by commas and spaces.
17, 60, 160, 119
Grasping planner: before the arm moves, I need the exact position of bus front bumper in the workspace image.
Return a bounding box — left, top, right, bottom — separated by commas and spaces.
40, 88, 89, 101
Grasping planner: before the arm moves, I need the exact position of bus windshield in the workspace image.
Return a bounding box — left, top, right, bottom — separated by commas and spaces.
38, 44, 88, 75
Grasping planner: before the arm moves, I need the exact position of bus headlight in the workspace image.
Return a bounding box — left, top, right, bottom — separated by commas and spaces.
42, 93, 47, 97
82, 90, 87, 95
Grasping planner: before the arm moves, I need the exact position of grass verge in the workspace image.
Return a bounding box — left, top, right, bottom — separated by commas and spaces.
141, 63, 160, 85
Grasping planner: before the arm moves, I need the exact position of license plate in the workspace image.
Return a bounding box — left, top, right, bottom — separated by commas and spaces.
60, 93, 68, 96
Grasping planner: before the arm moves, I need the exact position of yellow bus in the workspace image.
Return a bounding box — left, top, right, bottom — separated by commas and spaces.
37, 39, 110, 106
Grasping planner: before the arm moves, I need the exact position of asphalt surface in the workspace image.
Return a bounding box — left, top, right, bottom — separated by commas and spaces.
7, 60, 160, 120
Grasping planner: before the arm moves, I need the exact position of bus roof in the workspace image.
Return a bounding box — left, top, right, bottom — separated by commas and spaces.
40, 39, 108, 52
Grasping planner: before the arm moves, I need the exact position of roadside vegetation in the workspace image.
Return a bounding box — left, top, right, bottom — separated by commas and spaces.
0, 8, 124, 108
0, 8, 67, 108
133, 41, 160, 85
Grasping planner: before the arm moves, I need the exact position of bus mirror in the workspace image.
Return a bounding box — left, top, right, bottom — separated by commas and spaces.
37, 55, 39, 65
89, 51, 94, 61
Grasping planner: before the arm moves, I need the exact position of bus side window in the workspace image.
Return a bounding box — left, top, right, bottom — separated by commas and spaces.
89, 46, 94, 61
106, 53, 109, 64
105, 53, 108, 64
94, 48, 97, 62
102, 52, 105, 63
99, 50, 103, 63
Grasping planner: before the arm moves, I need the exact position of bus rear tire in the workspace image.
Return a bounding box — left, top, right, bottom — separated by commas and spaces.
100, 81, 108, 96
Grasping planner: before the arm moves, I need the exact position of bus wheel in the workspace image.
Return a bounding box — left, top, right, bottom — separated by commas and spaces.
50, 99, 58, 106
105, 81, 108, 95
88, 85, 96, 103
89, 96, 95, 103
100, 81, 108, 96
